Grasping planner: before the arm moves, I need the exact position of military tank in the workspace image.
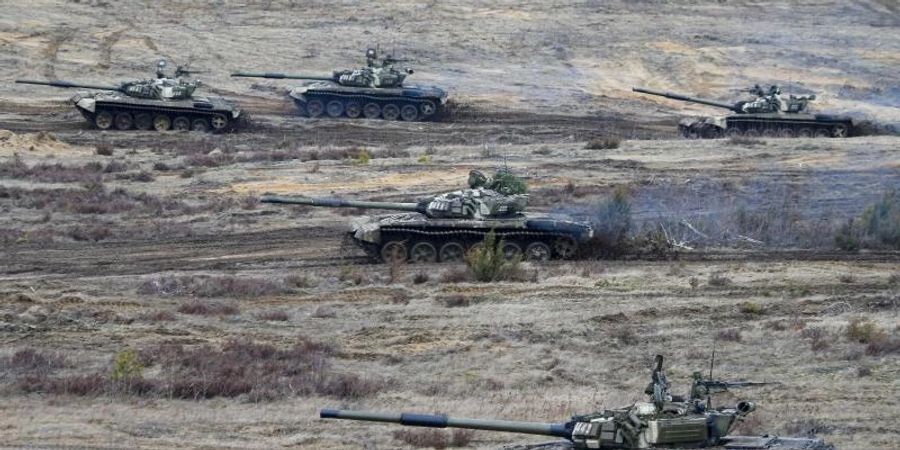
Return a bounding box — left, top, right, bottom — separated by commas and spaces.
15, 60, 243, 132
231, 48, 447, 121
320, 355, 833, 450
633, 85, 853, 139
260, 170, 593, 263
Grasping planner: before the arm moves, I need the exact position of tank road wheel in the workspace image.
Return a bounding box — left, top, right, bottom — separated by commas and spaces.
172, 116, 191, 131
345, 102, 362, 118
439, 242, 466, 263
382, 103, 400, 121
326, 100, 344, 118
500, 242, 523, 261
743, 129, 760, 138
684, 127, 701, 140
114, 112, 133, 130
778, 128, 796, 138
553, 237, 578, 259
210, 114, 228, 131
135, 113, 153, 131
832, 124, 849, 138
306, 100, 324, 118
467, 242, 485, 256
525, 242, 552, 262
152, 114, 171, 131
380, 241, 407, 264
762, 128, 779, 138
797, 127, 813, 138
95, 111, 114, 130
191, 118, 209, 132
420, 101, 436, 116
814, 128, 830, 138
725, 128, 743, 138
400, 104, 419, 121
363, 103, 381, 119
410, 242, 438, 263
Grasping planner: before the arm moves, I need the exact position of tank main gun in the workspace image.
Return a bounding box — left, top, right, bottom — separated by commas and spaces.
260, 194, 426, 213
230, 72, 337, 82
632, 87, 741, 112
320, 409, 573, 438
15, 79, 123, 92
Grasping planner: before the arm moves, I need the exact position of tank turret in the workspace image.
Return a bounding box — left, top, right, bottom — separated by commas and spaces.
15, 59, 242, 132
319, 355, 832, 450
230, 48, 447, 121
260, 170, 591, 263
632, 85, 852, 139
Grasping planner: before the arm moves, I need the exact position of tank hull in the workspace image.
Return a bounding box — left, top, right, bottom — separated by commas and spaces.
678, 113, 853, 139
70, 92, 243, 132
347, 212, 593, 263
288, 83, 447, 121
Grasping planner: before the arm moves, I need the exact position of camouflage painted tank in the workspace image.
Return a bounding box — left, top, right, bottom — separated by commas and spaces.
633, 85, 853, 139
15, 60, 243, 132
320, 355, 833, 450
232, 48, 447, 121
260, 170, 593, 263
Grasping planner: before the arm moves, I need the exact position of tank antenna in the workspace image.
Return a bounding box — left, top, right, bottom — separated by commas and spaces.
707, 342, 716, 409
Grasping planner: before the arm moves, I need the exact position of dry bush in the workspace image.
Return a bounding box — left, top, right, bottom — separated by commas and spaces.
2, 349, 66, 374
284, 273, 319, 288
435, 294, 470, 308
801, 327, 831, 352
140, 310, 176, 322
95, 142, 114, 156
0, 154, 131, 183
845, 317, 884, 343
726, 136, 766, 146
138, 275, 292, 298
392, 429, 473, 449
1, 184, 184, 216
412, 272, 430, 284
707, 272, 732, 287
739, 301, 765, 316
439, 268, 470, 283
255, 310, 289, 321
610, 326, 638, 345
117, 170, 155, 182
585, 136, 621, 150
865, 333, 900, 356
838, 274, 856, 284
716, 328, 742, 342
577, 187, 633, 258
176, 300, 239, 316
836, 191, 900, 250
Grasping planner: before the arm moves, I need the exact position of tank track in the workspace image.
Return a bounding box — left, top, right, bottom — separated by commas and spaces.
77, 102, 236, 133
354, 227, 581, 263
724, 117, 851, 138
294, 91, 441, 121
680, 117, 851, 139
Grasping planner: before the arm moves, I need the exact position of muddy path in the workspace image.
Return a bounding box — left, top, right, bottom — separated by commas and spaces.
0, 101, 675, 149
3, 225, 896, 281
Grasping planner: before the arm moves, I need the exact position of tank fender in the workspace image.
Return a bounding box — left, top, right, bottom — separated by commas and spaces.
75, 96, 96, 113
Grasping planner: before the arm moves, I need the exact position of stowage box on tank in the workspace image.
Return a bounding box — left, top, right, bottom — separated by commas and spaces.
261, 170, 593, 264
232, 48, 447, 121
633, 85, 853, 139
16, 60, 243, 132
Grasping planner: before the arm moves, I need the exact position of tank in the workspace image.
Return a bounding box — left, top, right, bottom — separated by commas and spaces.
260, 170, 593, 263
15, 60, 243, 132
632, 85, 853, 139
231, 48, 447, 121
320, 355, 833, 450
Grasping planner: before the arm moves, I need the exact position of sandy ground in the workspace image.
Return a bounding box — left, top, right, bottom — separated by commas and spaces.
1, 1, 899, 450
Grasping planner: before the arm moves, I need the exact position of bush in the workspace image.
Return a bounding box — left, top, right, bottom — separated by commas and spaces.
707, 272, 731, 287
846, 318, 884, 344
739, 302, 764, 316
435, 294, 470, 308
465, 231, 522, 282
255, 310, 289, 321
138, 275, 292, 298
585, 136, 621, 150
716, 328, 742, 342
110, 349, 143, 381
393, 429, 473, 449
859, 190, 900, 249
95, 143, 114, 156
177, 300, 239, 316
581, 187, 632, 257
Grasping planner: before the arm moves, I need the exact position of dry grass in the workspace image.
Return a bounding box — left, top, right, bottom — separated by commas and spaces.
138, 275, 292, 298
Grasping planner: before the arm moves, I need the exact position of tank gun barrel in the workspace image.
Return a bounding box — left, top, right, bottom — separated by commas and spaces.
320, 409, 572, 438
260, 194, 423, 213
632, 87, 738, 112
15, 79, 122, 92
230, 71, 335, 81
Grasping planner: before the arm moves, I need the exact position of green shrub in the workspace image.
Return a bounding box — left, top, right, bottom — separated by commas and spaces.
110, 348, 143, 381
860, 190, 900, 249
846, 318, 884, 344
465, 231, 521, 282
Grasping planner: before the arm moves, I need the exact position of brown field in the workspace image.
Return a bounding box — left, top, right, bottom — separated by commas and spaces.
1, 1, 899, 449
